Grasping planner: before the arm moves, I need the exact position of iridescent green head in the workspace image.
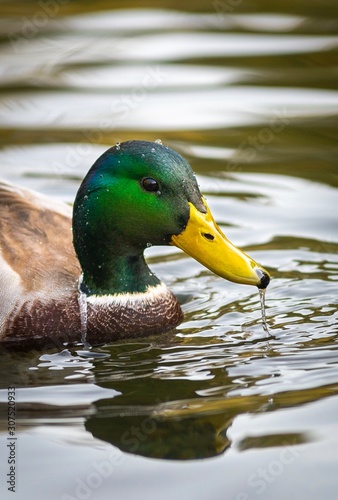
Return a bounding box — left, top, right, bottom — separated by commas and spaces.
73, 140, 269, 296
73, 140, 205, 295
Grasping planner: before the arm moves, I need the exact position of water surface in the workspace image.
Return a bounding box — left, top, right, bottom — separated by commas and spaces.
0, 1, 337, 499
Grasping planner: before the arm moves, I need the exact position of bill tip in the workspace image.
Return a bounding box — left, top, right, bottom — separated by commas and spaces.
255, 268, 270, 289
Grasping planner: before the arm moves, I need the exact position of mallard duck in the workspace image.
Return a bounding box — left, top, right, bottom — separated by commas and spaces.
0, 140, 269, 348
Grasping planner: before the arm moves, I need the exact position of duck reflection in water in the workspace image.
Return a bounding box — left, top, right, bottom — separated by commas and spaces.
85, 392, 307, 460
85, 399, 233, 460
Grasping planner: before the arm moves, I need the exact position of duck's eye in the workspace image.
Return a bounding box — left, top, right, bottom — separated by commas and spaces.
141, 178, 160, 193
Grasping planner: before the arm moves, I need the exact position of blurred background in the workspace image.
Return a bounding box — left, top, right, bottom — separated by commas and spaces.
0, 1, 338, 499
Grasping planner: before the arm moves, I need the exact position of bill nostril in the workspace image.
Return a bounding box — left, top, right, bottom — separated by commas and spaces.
202, 233, 215, 241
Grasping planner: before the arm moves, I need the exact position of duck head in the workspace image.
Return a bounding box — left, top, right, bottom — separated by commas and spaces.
73, 140, 269, 296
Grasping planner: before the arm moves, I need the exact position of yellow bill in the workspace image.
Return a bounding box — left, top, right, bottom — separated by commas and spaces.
171, 199, 270, 289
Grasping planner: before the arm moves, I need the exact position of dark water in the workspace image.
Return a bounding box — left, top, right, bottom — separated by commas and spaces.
0, 1, 338, 499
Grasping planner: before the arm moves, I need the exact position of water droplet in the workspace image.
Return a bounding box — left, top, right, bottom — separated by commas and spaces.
100, 174, 103, 179
78, 275, 90, 348
259, 288, 270, 335
155, 139, 162, 145
146, 242, 152, 248
151, 148, 155, 153
115, 142, 121, 150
